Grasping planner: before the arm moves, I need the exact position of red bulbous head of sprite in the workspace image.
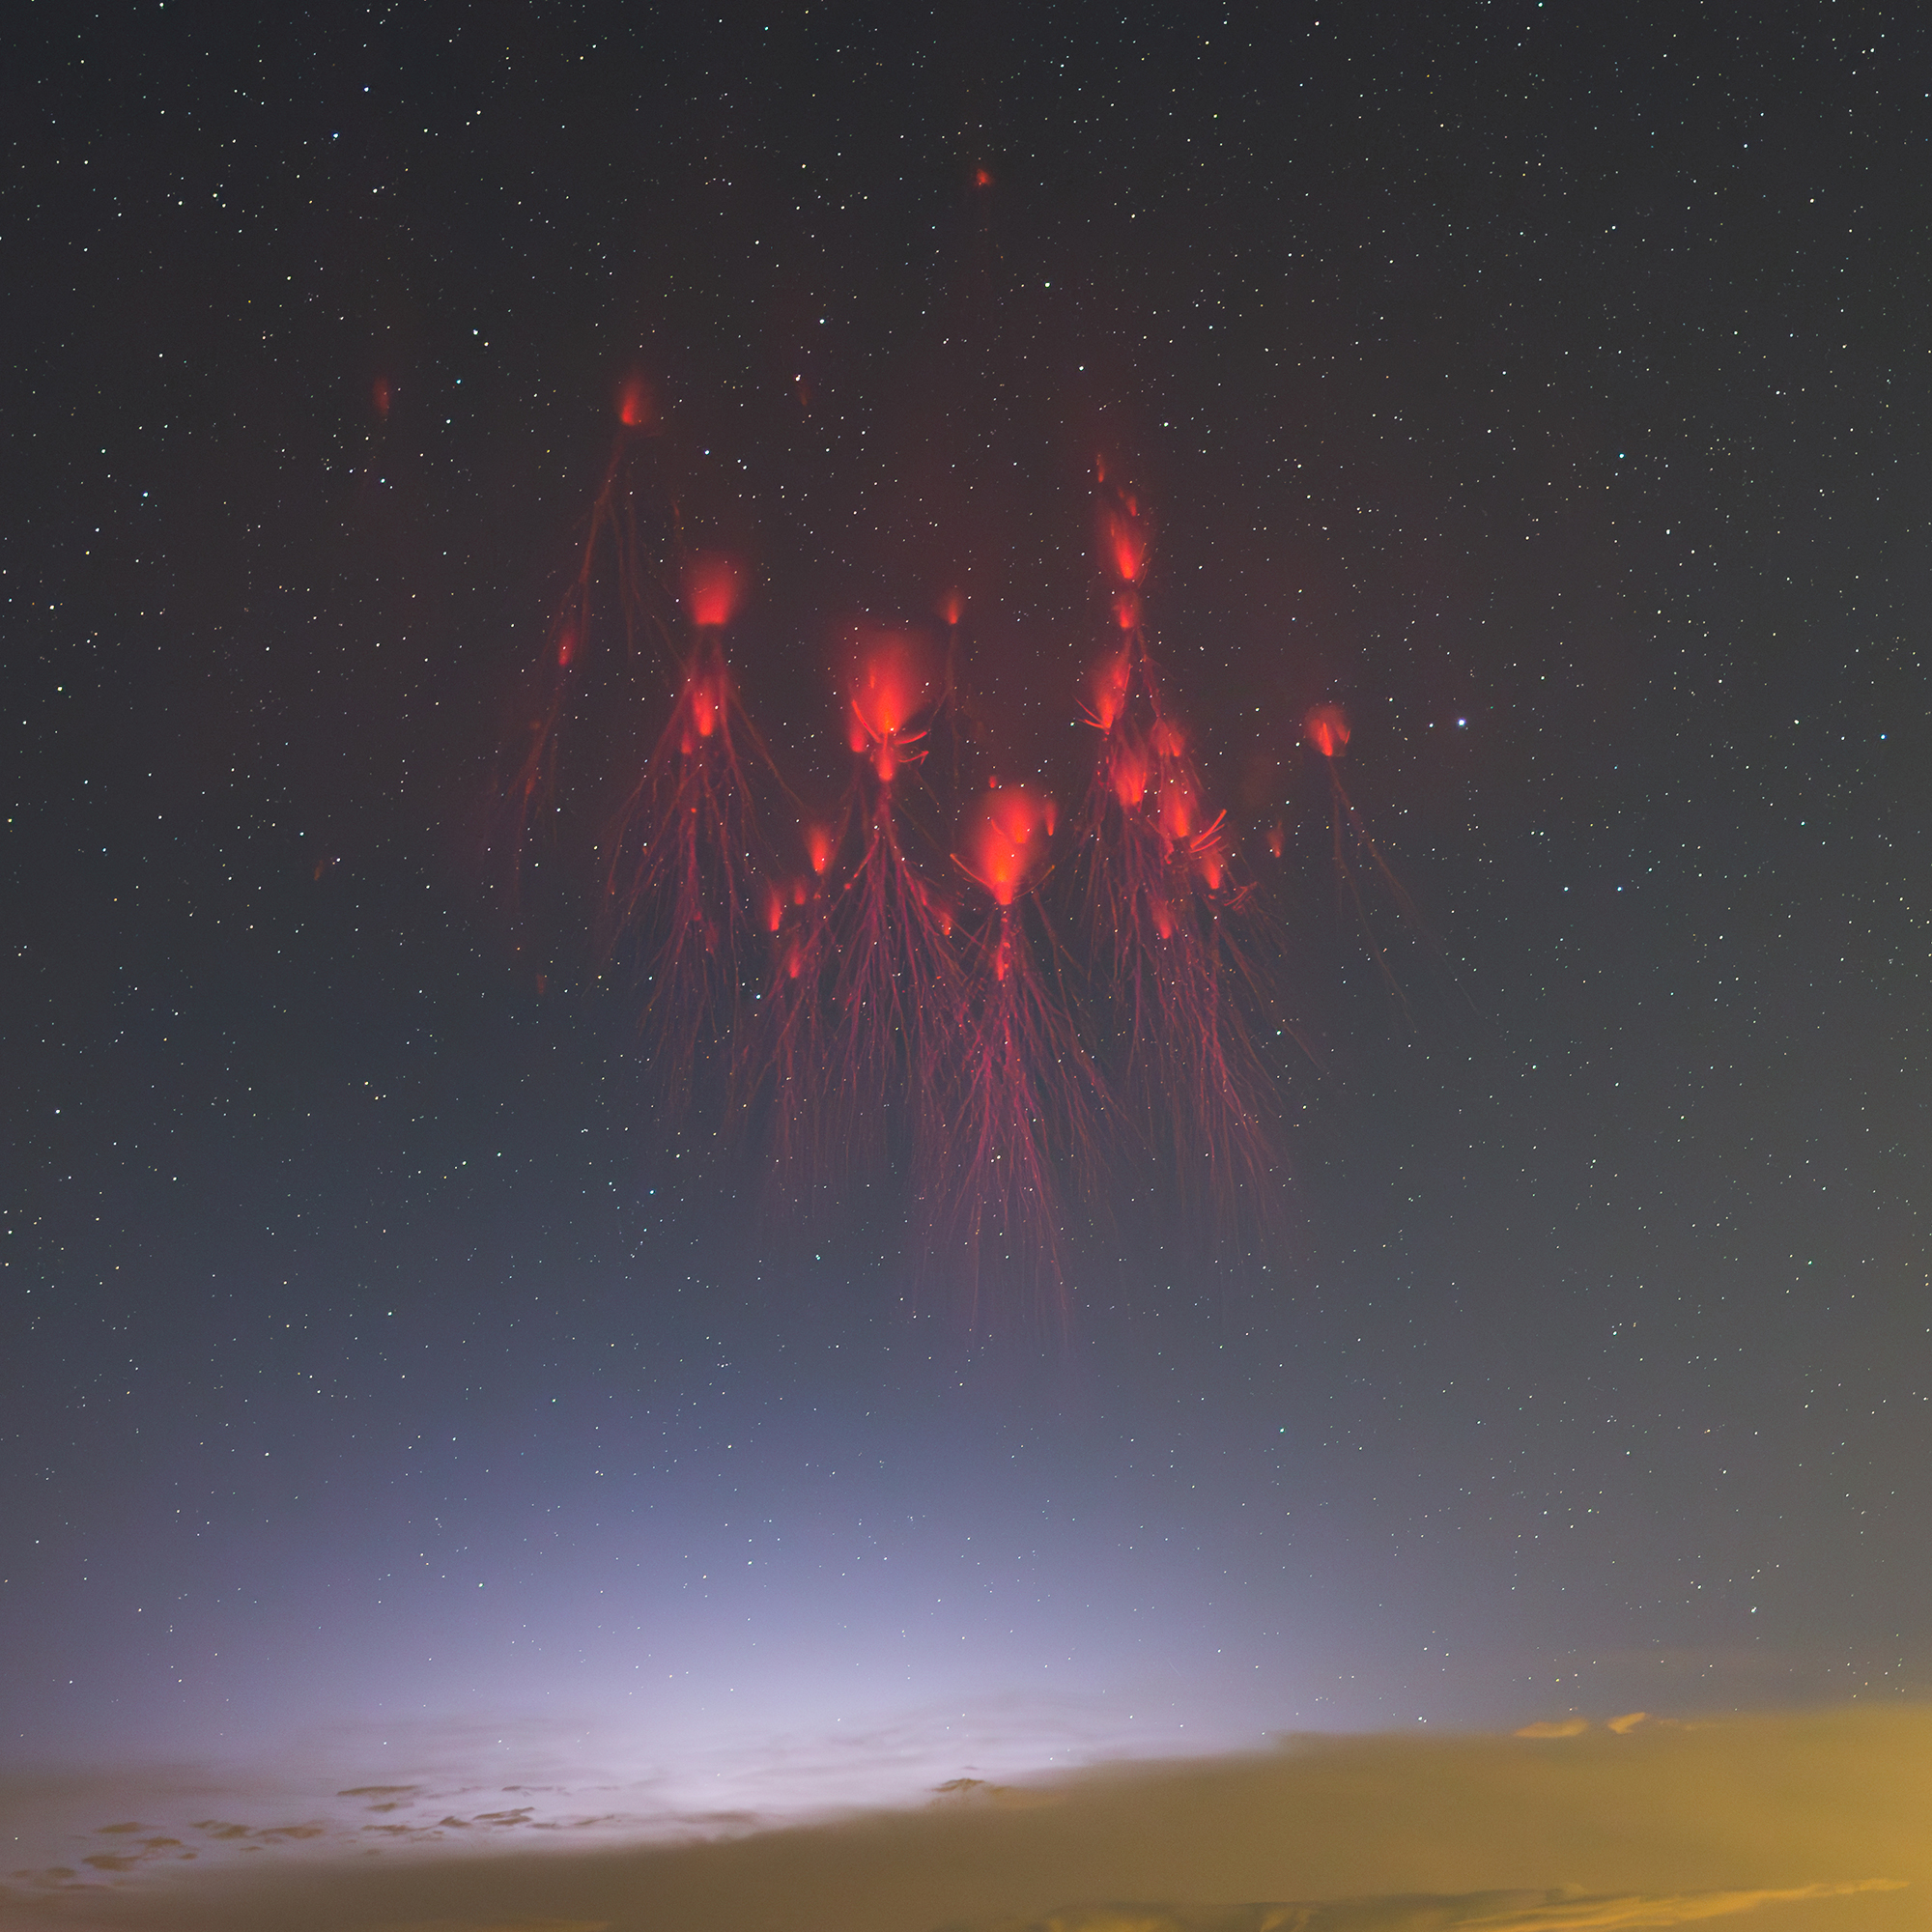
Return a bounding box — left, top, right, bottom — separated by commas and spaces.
1306, 702, 1350, 759
845, 627, 933, 782
616, 373, 655, 429
1089, 650, 1132, 731
685, 554, 742, 630
964, 783, 1054, 907
1099, 497, 1149, 585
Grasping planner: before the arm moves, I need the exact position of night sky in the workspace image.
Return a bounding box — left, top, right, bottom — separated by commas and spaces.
6, 0, 1931, 1900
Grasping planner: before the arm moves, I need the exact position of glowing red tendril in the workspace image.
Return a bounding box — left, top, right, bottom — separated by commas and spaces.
1100, 501, 1149, 584
1187, 813, 1229, 890
1110, 741, 1149, 810
1087, 651, 1132, 731
684, 669, 725, 742
1161, 773, 1198, 843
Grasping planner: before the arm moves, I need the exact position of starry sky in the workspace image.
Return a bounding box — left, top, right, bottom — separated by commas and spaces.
5, 0, 1930, 1853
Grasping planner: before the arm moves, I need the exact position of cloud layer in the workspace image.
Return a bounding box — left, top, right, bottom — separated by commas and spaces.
3, 1707, 1925, 1932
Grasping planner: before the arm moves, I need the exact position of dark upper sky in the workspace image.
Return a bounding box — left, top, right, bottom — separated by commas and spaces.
4, 0, 1928, 1831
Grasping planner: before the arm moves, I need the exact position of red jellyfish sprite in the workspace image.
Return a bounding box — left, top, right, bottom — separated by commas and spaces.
921, 782, 1101, 1319
802, 625, 965, 1185
1305, 699, 1432, 1010
1069, 479, 1285, 1242
497, 372, 668, 901
733, 815, 838, 1208
601, 552, 777, 1102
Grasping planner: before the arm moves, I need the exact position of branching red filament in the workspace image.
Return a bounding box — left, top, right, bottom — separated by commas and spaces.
491, 418, 1427, 1312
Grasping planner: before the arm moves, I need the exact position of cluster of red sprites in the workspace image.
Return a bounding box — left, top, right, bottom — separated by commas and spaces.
498, 383, 1391, 1313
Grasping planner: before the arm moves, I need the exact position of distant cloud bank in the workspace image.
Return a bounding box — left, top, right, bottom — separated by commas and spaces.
4, 1707, 1924, 1932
